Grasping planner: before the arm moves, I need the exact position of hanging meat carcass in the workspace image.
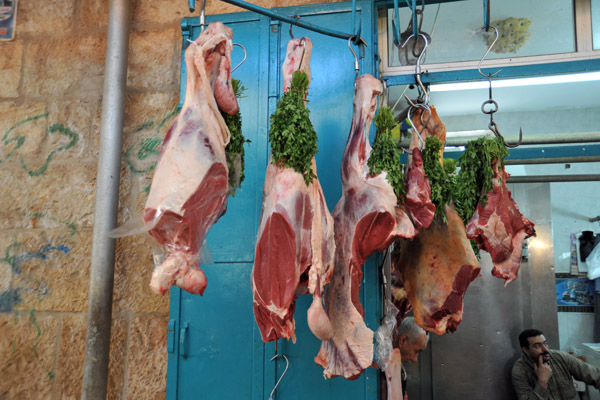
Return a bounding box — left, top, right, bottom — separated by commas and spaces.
142, 22, 238, 296
252, 38, 336, 344
395, 107, 480, 335
465, 159, 536, 284
315, 75, 416, 380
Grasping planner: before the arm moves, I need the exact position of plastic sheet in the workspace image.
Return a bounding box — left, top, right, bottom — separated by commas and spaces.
587, 243, 600, 280
375, 298, 400, 372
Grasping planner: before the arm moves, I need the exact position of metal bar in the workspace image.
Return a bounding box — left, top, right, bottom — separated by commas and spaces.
392, 0, 401, 45
507, 174, 600, 183
412, 0, 417, 37
81, 0, 131, 398
483, 0, 489, 31
398, 132, 600, 148
504, 156, 600, 165
220, 0, 366, 42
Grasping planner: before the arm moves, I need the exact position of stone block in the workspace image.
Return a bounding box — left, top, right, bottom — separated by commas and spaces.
0, 161, 97, 230
18, 0, 75, 36
107, 317, 128, 400
113, 235, 169, 314
0, 311, 58, 399
126, 315, 169, 399
78, 0, 110, 32
23, 35, 107, 98
54, 313, 86, 399
132, 0, 190, 25
127, 28, 178, 90
47, 99, 94, 160
51, 314, 127, 400
206, 0, 275, 15
0, 101, 48, 164
7, 229, 92, 313
0, 41, 23, 98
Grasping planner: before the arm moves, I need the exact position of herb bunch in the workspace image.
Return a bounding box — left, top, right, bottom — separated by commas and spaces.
368, 106, 406, 199
223, 78, 250, 196
422, 136, 455, 221
269, 70, 318, 185
454, 136, 509, 223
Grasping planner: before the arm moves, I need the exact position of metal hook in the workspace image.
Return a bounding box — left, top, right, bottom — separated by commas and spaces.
198, 0, 208, 31
489, 123, 523, 148
348, 36, 360, 81
476, 25, 502, 78
269, 353, 290, 400
401, 32, 429, 106
297, 37, 307, 73
231, 43, 247, 73
289, 15, 301, 39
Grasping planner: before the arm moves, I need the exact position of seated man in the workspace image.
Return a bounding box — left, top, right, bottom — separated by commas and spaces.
512, 328, 600, 399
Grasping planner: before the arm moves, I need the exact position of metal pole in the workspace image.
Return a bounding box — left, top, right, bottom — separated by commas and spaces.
504, 156, 600, 165
398, 132, 600, 148
507, 174, 600, 183
81, 0, 131, 398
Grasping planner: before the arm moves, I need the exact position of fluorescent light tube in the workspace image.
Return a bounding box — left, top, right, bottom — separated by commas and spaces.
430, 71, 600, 92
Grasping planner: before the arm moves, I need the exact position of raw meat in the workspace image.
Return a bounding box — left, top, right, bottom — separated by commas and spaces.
390, 243, 412, 327
385, 349, 404, 400
404, 147, 435, 229
252, 38, 336, 343
315, 75, 416, 379
397, 204, 480, 335
396, 108, 480, 335
143, 22, 238, 295
465, 160, 536, 284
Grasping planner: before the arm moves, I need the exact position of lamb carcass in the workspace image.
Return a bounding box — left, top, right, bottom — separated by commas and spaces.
396, 107, 480, 335
315, 74, 416, 380
252, 38, 336, 344
465, 160, 536, 284
397, 204, 480, 335
143, 22, 238, 295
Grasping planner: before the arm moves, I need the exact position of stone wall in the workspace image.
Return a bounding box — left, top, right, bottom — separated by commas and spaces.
0, 0, 340, 398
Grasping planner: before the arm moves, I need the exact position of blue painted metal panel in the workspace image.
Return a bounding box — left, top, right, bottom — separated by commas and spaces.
175, 263, 259, 399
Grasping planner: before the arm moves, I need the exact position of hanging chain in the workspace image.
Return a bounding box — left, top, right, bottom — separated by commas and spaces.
480, 73, 499, 136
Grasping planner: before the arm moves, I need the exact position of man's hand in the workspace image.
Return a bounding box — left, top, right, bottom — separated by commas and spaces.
534, 354, 552, 388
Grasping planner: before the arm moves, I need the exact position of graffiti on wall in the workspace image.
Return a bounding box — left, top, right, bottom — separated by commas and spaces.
124, 109, 177, 193
1, 112, 80, 176
0, 241, 70, 313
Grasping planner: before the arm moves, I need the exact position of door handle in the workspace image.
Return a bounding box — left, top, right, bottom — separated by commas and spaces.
180, 321, 189, 358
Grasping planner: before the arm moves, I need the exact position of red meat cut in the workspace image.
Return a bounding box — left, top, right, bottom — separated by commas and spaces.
315, 74, 416, 379
404, 147, 435, 229
143, 22, 238, 295
465, 160, 536, 285
397, 204, 481, 335
252, 38, 336, 344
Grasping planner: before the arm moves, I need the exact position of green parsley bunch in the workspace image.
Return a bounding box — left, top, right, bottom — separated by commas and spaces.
368, 106, 406, 199
269, 70, 318, 185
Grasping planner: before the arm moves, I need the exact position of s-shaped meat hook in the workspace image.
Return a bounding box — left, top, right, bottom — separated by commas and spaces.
477, 25, 523, 148
269, 342, 290, 400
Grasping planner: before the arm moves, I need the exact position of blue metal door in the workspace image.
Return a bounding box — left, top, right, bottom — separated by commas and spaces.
168, 3, 380, 399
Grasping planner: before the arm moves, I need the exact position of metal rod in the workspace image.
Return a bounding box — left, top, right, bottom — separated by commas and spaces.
81, 0, 131, 398
398, 132, 600, 148
504, 156, 600, 165
220, 0, 366, 43
507, 174, 600, 183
